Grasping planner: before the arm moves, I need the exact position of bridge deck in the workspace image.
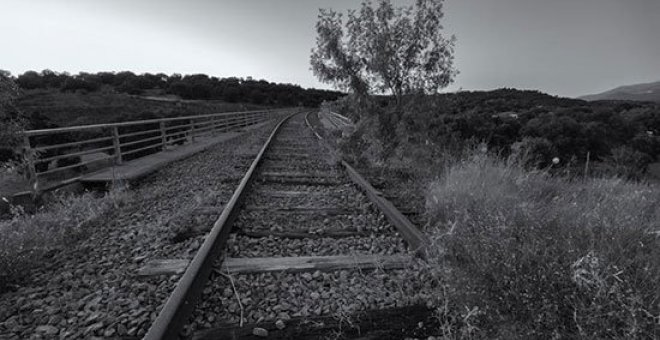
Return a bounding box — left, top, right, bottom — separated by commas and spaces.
80, 121, 270, 185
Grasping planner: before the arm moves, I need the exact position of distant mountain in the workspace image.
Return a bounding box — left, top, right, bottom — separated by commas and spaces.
579, 81, 660, 102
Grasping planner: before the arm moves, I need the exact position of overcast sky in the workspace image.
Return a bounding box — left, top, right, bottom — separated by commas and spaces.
1, 0, 659, 97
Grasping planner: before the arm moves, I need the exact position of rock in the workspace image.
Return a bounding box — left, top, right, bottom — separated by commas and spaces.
36, 325, 59, 335
301, 273, 313, 282
252, 327, 269, 337
127, 326, 138, 336
275, 319, 286, 330
85, 322, 104, 335
103, 326, 116, 337
116, 323, 128, 335
310, 292, 320, 300
312, 270, 322, 279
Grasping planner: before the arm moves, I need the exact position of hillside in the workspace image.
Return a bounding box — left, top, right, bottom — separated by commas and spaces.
579, 81, 660, 102
16, 89, 268, 128
335, 88, 660, 179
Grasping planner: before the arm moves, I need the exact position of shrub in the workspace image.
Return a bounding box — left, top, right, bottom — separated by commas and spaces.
426, 153, 660, 338
597, 145, 653, 180
510, 137, 557, 168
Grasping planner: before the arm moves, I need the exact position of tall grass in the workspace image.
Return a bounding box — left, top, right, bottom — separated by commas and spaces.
0, 190, 130, 291
426, 153, 660, 338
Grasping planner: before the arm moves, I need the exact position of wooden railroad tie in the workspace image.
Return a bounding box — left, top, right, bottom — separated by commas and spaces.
258, 173, 343, 186
253, 189, 333, 198
137, 254, 412, 277
192, 305, 437, 340
238, 229, 371, 239
242, 206, 355, 215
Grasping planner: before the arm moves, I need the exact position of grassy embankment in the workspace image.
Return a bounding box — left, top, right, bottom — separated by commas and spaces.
427, 154, 660, 338
327, 94, 660, 337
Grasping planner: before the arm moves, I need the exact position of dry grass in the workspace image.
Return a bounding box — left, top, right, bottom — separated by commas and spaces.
425, 153, 660, 338
0, 189, 130, 291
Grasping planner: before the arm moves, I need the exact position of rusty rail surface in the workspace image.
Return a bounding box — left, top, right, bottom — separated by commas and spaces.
143, 110, 428, 339
304, 111, 430, 257
143, 112, 298, 340
20, 108, 291, 191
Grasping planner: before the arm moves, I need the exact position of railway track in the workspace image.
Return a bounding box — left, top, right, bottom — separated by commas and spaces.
143, 112, 434, 339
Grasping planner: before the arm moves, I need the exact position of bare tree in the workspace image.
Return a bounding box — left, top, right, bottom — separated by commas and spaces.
311, 0, 458, 106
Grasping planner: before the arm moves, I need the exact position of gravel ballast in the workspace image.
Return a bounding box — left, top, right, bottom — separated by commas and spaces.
185, 114, 431, 338
0, 121, 279, 339
185, 260, 439, 336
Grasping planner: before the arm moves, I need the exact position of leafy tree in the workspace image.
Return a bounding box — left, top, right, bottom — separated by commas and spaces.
0, 71, 27, 162
310, 0, 457, 105
16, 71, 46, 90
60, 76, 100, 92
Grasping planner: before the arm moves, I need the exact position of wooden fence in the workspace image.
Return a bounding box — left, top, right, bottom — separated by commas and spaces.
21, 108, 291, 191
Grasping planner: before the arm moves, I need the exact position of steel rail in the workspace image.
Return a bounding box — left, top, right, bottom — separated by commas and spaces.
303, 111, 430, 258
143, 111, 299, 340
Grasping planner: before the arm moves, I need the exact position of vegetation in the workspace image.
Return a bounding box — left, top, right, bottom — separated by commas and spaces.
426, 153, 660, 338
0, 71, 27, 161
337, 89, 660, 180
12, 70, 343, 107
311, 0, 456, 106
310, 4, 660, 334
0, 72, 32, 197
326, 87, 660, 337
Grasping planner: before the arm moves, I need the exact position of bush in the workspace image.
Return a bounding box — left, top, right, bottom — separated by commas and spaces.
60, 77, 100, 92
597, 145, 653, 180
426, 154, 660, 338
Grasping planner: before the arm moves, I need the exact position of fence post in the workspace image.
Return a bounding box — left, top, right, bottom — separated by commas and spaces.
190, 118, 196, 143
160, 121, 167, 150
23, 134, 38, 193
112, 126, 122, 165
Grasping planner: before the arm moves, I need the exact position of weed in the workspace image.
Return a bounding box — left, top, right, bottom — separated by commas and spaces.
425, 153, 660, 338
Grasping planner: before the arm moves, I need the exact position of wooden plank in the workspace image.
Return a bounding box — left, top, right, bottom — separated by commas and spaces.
222, 254, 412, 274
264, 153, 315, 160
260, 171, 337, 178
192, 305, 437, 340
134, 254, 410, 278
254, 190, 327, 197
238, 229, 370, 239
258, 174, 342, 186
137, 259, 189, 276
243, 206, 354, 215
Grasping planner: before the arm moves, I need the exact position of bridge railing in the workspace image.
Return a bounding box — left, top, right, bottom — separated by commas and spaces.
22, 108, 291, 191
